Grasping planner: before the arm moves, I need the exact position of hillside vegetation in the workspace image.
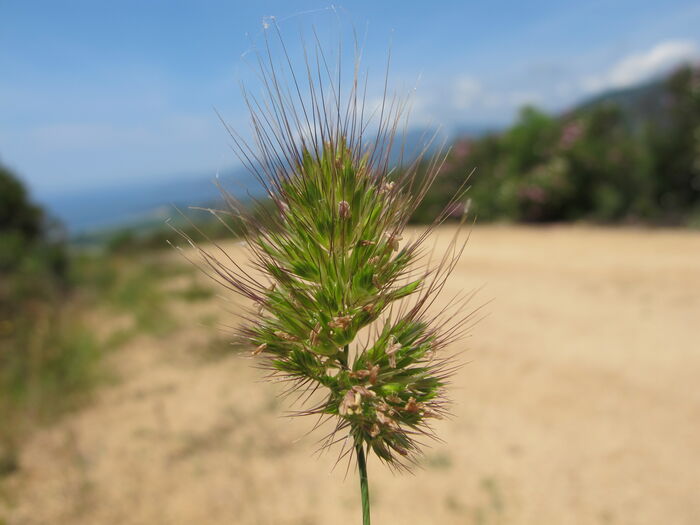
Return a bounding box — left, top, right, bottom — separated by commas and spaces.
414, 64, 700, 226
0, 163, 215, 479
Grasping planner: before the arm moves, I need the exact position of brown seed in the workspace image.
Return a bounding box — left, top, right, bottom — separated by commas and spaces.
393, 445, 409, 456
422, 408, 443, 420
379, 180, 395, 194
339, 390, 359, 416
359, 240, 376, 247
352, 385, 376, 398
370, 423, 380, 438
386, 335, 401, 368
386, 394, 402, 404
329, 315, 352, 330
252, 343, 267, 356
375, 401, 390, 413
375, 410, 399, 429
349, 369, 371, 380
386, 233, 402, 251
404, 396, 423, 413
274, 330, 298, 341
338, 200, 351, 219
368, 364, 380, 385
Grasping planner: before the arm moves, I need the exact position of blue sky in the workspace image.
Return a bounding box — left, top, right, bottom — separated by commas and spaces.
2, 0, 700, 199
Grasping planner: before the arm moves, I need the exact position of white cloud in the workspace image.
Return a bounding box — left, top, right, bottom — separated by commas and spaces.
584, 39, 699, 92
387, 40, 699, 129
452, 76, 482, 109
406, 74, 553, 127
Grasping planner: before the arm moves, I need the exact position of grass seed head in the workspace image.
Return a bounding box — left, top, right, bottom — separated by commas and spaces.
186, 28, 475, 471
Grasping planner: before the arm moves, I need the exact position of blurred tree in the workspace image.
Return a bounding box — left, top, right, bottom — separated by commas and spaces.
0, 163, 67, 297
412, 63, 700, 226
0, 163, 44, 241
648, 65, 700, 222
0, 162, 69, 379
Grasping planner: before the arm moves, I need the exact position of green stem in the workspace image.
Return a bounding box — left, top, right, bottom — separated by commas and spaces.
356, 441, 371, 525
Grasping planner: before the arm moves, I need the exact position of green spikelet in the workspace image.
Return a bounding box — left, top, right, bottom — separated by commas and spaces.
247, 139, 453, 465
182, 28, 475, 523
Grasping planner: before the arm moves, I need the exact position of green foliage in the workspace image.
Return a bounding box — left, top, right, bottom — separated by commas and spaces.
175, 278, 214, 302
0, 163, 219, 478
0, 164, 44, 243
0, 165, 74, 404
72, 253, 193, 336
647, 65, 700, 222
419, 64, 700, 225
102, 212, 243, 254
0, 317, 101, 416
0, 163, 102, 472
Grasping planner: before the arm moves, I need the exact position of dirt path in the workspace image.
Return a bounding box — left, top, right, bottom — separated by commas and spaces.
2, 225, 699, 524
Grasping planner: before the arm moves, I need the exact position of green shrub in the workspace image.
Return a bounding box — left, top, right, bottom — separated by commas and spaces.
0, 163, 101, 471
414, 64, 700, 225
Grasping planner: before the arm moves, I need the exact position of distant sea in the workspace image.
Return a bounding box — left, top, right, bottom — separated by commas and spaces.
41, 125, 496, 235
42, 167, 260, 235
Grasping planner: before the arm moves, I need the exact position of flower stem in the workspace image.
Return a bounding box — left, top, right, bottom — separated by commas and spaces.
356, 441, 371, 525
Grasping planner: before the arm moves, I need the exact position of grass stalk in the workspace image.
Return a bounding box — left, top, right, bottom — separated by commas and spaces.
184, 26, 475, 523
356, 440, 371, 525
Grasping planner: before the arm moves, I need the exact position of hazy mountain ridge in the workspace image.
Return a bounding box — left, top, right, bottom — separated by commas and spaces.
573, 78, 667, 129
43, 125, 491, 234
45, 168, 260, 233
41, 66, 692, 234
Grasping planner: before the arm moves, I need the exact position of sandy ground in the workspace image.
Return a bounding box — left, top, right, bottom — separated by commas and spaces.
2, 225, 699, 525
